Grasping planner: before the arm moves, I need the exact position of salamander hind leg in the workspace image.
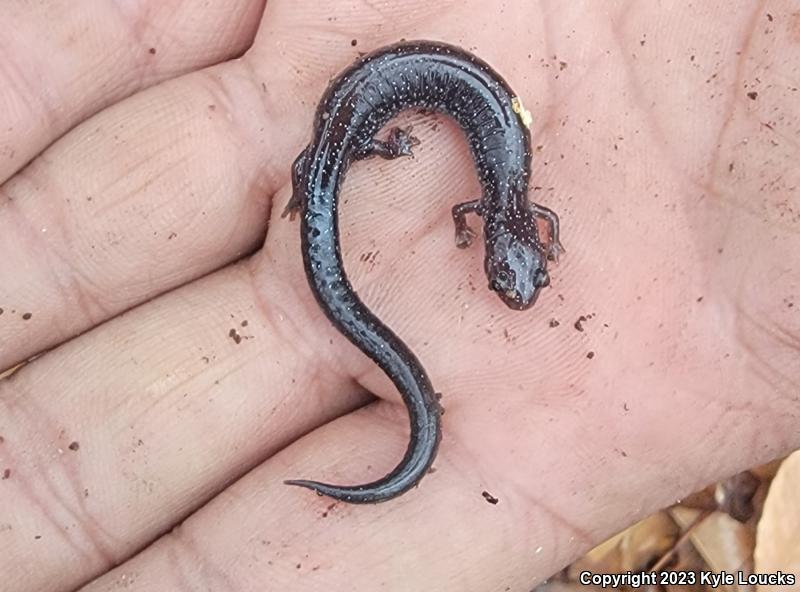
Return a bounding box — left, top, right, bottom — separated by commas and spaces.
452, 199, 482, 248
281, 148, 309, 220
356, 126, 420, 160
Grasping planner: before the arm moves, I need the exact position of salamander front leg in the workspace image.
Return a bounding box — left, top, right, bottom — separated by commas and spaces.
451, 199, 482, 248
356, 126, 420, 160
281, 148, 309, 221
530, 202, 566, 262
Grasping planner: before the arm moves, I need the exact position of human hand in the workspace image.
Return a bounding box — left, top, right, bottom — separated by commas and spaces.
1, 1, 798, 591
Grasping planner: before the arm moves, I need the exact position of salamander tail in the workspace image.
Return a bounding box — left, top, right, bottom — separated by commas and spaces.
283, 405, 442, 504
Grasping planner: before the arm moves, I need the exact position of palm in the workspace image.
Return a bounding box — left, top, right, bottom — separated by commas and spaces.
1, 2, 797, 591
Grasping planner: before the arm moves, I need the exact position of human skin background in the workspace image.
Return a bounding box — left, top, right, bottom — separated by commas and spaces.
0, 1, 799, 591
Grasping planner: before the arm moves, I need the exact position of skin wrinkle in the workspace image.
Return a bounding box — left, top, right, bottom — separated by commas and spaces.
700, 389, 790, 473
700, 1, 767, 194
0, 184, 14, 208
532, 0, 561, 119
0, 30, 60, 140
257, 29, 335, 87
142, 5, 182, 58
238, 53, 284, 143
46, 254, 106, 336
246, 257, 362, 419
607, 11, 698, 190
186, 186, 258, 266
746, 307, 800, 352
107, 148, 198, 223
90, 147, 187, 219
2, 268, 332, 592
0, 1, 264, 184
195, 63, 286, 192
166, 525, 240, 592
712, 402, 779, 468
762, 126, 800, 162
39, 328, 300, 588
309, 0, 451, 29
0, 384, 121, 572
1, 168, 109, 330
702, 44, 780, 219
111, 0, 204, 85
736, 306, 800, 396
125, 374, 211, 444
604, 6, 800, 390
31, 187, 128, 329
80, 7, 157, 102
441, 411, 593, 569
724, 134, 800, 410
29, 74, 265, 288
69, 250, 128, 326
360, 0, 399, 19
197, 68, 251, 142
770, 320, 800, 351
110, 0, 160, 58
605, 3, 772, 221
532, 14, 613, 259
515, 483, 596, 563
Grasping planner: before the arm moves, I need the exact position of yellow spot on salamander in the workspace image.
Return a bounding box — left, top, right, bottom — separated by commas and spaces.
511, 97, 532, 128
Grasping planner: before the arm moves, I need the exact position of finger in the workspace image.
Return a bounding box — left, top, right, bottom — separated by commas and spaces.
0, 255, 368, 592
73, 407, 591, 592
0, 0, 265, 184
0, 54, 294, 370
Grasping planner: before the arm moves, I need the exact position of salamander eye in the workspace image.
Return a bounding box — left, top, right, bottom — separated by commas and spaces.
533, 269, 550, 288
490, 270, 510, 291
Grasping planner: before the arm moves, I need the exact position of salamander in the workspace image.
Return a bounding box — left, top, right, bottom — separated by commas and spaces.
283, 40, 564, 504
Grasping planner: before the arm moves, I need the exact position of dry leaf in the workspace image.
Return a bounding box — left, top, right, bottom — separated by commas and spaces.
755, 451, 800, 591
565, 511, 679, 586
670, 506, 755, 592
535, 581, 607, 592
680, 485, 718, 513
716, 471, 761, 523
552, 460, 787, 592
617, 512, 680, 571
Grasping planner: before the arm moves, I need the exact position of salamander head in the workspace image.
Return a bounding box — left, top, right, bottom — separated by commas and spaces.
484, 212, 550, 310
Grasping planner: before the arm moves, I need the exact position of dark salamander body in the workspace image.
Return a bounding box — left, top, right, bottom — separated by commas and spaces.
283, 41, 564, 503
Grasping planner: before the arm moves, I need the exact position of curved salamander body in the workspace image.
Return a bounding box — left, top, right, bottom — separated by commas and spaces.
283, 41, 563, 503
